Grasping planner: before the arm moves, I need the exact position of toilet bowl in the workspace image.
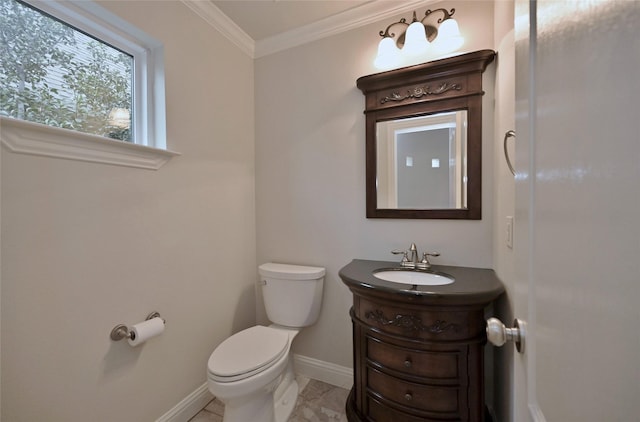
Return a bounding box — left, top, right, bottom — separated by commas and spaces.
206, 263, 325, 422
207, 325, 299, 422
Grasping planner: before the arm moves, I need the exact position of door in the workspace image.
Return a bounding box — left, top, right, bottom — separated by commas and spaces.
512, 1, 640, 421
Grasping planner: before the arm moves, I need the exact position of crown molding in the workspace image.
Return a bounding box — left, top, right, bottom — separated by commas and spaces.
180, 0, 255, 58
182, 0, 434, 59
255, 0, 432, 58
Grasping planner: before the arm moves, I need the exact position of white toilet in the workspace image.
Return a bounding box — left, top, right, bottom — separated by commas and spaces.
207, 262, 325, 422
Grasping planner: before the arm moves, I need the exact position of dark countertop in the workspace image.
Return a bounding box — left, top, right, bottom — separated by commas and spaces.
339, 259, 504, 306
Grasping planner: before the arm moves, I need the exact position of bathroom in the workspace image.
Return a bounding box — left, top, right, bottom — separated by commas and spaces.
1, 0, 638, 421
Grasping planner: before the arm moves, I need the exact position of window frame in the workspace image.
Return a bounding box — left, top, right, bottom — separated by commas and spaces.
0, 0, 178, 169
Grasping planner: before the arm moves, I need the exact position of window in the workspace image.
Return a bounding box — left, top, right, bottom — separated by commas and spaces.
0, 0, 176, 169
1, 0, 135, 141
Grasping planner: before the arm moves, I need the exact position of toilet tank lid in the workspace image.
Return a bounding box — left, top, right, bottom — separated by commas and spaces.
259, 263, 325, 280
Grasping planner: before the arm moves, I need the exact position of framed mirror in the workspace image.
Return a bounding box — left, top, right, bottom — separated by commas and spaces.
357, 50, 495, 219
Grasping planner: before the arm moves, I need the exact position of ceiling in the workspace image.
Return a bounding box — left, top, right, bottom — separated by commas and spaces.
193, 0, 431, 57
211, 1, 372, 41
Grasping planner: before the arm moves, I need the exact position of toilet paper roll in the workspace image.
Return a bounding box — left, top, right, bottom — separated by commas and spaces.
127, 317, 165, 347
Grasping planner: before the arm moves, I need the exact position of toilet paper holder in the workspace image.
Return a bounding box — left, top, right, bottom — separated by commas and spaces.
110, 311, 165, 341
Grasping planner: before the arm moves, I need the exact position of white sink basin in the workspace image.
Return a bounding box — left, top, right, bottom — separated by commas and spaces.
373, 270, 454, 286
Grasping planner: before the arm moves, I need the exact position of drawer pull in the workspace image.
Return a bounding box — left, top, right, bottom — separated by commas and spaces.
404, 393, 413, 401
404, 359, 412, 368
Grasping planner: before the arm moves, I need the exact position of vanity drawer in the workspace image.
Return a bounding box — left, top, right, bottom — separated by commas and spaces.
356, 297, 480, 341
367, 367, 459, 414
367, 395, 455, 422
366, 336, 460, 380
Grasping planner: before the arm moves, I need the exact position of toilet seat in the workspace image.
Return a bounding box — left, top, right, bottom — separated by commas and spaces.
208, 326, 289, 382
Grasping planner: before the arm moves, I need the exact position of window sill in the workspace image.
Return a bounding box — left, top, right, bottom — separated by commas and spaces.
0, 117, 179, 170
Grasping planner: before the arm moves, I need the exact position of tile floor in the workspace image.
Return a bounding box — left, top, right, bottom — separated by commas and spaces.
189, 377, 349, 422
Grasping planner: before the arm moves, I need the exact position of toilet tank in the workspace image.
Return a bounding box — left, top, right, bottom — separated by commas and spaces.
258, 263, 325, 328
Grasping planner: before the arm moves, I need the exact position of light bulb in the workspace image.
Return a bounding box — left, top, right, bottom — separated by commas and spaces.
402, 21, 429, 57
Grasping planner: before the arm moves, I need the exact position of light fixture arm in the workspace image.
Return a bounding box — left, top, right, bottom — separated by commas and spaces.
422, 8, 456, 25
378, 8, 457, 47
378, 18, 409, 39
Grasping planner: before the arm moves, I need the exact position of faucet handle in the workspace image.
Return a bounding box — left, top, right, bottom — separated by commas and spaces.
391, 249, 410, 263
421, 252, 440, 267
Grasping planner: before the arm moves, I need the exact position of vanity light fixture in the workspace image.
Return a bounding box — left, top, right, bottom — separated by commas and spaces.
374, 8, 464, 70
108, 107, 131, 129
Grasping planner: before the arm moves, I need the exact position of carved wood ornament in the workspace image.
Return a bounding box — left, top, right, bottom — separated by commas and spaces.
380, 82, 462, 104
365, 309, 460, 333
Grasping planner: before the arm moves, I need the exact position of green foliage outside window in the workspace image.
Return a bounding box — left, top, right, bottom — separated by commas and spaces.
0, 0, 133, 141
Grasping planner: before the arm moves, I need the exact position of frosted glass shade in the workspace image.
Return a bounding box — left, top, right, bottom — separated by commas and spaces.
402, 21, 428, 57
374, 37, 401, 69
108, 108, 131, 128
438, 18, 461, 38
433, 18, 464, 53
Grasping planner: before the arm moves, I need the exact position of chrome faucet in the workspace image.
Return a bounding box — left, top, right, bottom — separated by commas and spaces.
409, 243, 419, 265
391, 243, 440, 269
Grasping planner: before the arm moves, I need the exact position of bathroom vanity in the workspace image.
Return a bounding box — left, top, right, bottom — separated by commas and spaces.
339, 259, 504, 422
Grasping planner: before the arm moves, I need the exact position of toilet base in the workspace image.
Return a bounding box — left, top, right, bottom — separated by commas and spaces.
222, 389, 276, 422
274, 358, 299, 421
220, 373, 298, 422
220, 357, 298, 422
274, 378, 298, 421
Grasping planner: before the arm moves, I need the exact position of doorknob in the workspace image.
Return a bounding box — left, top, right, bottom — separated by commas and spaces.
486, 317, 525, 353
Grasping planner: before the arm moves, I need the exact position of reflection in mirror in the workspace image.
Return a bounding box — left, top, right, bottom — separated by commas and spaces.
376, 111, 467, 210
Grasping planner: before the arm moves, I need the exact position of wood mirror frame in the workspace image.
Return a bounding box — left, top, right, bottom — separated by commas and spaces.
357, 49, 496, 219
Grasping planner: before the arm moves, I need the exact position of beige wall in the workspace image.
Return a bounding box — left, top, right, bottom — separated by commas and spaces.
255, 1, 497, 369
1, 2, 255, 421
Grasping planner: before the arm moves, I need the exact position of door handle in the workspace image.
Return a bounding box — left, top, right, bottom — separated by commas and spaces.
486, 317, 525, 353
503, 130, 516, 176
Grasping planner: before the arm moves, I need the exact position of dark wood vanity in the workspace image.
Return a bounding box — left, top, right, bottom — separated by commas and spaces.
340, 260, 504, 422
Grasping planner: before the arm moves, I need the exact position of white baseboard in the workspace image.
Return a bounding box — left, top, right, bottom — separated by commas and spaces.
156, 382, 213, 422
293, 354, 353, 390
157, 355, 352, 422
